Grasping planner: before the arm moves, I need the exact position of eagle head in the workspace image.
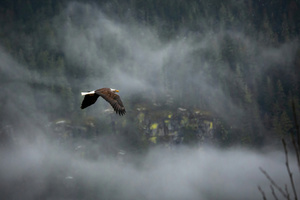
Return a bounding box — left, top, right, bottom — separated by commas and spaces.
110, 88, 119, 93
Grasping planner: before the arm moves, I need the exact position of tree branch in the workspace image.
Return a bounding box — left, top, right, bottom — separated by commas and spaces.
258, 186, 267, 200
291, 99, 300, 170
285, 184, 290, 200
259, 167, 289, 199
282, 139, 298, 200
270, 185, 279, 200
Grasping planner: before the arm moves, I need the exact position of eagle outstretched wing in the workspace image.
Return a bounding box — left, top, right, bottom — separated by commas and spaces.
96, 90, 126, 116
81, 94, 99, 109
80, 88, 126, 116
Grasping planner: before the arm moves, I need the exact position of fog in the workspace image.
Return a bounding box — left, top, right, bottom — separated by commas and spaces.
1, 132, 299, 200
0, 1, 299, 200
54, 2, 299, 123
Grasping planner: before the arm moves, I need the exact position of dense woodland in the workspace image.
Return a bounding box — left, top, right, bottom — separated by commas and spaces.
0, 0, 300, 148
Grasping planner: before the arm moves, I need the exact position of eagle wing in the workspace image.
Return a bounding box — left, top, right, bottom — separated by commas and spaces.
95, 90, 126, 115
81, 94, 99, 109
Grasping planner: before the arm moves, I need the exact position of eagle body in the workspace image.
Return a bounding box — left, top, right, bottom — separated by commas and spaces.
81, 88, 126, 115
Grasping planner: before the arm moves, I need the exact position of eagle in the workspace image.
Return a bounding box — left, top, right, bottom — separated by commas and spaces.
81, 88, 126, 116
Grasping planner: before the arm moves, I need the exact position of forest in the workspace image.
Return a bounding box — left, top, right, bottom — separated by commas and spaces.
0, 0, 300, 199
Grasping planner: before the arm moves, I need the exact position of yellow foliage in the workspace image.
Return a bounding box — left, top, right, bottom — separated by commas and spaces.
168, 114, 172, 119
150, 123, 158, 130
149, 136, 157, 144
180, 116, 189, 125
204, 120, 213, 129
137, 113, 145, 124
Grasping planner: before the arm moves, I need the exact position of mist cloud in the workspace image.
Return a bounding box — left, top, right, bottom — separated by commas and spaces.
1, 135, 299, 200
55, 2, 299, 119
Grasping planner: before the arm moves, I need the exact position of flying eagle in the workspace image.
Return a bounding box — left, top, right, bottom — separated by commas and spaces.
81, 88, 126, 116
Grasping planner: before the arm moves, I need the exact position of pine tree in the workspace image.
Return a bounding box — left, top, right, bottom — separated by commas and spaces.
276, 79, 286, 110
279, 110, 293, 135
281, 14, 290, 42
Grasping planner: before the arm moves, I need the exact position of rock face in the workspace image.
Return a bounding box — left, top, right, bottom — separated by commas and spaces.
135, 106, 214, 146
1, 105, 214, 151
45, 106, 214, 148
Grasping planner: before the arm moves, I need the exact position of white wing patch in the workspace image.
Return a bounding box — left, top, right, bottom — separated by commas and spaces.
81, 91, 95, 96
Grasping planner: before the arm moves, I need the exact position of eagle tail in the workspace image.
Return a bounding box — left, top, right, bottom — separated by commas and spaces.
81, 91, 95, 96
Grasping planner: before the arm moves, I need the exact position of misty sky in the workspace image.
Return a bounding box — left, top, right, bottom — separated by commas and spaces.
0, 1, 299, 200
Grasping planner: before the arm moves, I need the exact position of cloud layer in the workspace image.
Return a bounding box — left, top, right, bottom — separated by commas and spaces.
1, 135, 299, 200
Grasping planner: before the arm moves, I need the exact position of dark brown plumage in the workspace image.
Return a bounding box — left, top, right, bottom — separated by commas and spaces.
81, 88, 126, 116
